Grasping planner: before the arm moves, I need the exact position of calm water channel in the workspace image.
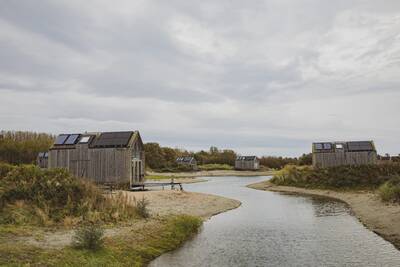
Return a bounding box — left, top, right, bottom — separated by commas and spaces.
150, 176, 400, 267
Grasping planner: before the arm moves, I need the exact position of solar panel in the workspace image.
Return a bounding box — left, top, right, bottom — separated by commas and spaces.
64, 134, 80, 145
54, 134, 69, 145
315, 143, 323, 150
79, 136, 91, 144
323, 143, 332, 149
92, 131, 133, 148
347, 141, 374, 151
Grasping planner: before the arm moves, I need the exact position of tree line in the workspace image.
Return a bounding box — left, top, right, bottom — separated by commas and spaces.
0, 131, 312, 169
0, 131, 55, 164
144, 142, 311, 171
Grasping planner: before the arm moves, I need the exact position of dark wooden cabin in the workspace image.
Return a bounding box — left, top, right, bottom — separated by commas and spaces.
36, 152, 48, 168
48, 131, 145, 187
176, 156, 197, 170
235, 156, 260, 170
312, 141, 377, 168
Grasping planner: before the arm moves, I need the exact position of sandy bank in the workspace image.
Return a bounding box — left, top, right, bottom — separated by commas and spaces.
148, 169, 274, 178
248, 180, 400, 250
125, 190, 240, 219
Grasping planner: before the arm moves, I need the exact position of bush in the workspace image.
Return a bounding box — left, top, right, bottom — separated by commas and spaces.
135, 197, 150, 218
0, 164, 137, 225
378, 176, 400, 203
270, 163, 400, 189
72, 224, 104, 250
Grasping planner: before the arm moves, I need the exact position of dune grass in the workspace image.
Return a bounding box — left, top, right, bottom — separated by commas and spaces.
0, 163, 138, 226
0, 215, 202, 267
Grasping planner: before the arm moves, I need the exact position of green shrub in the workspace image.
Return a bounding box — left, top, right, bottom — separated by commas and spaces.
378, 176, 400, 203
198, 164, 233, 171
135, 197, 150, 219
72, 224, 104, 250
270, 163, 400, 189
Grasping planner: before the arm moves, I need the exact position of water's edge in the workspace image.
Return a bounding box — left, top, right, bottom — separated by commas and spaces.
247, 180, 400, 251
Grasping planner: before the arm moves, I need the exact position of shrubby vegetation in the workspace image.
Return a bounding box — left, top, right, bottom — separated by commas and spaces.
259, 153, 312, 169
144, 143, 237, 172
0, 131, 54, 164
198, 164, 234, 171
378, 176, 400, 203
0, 163, 137, 226
72, 224, 105, 250
271, 164, 400, 190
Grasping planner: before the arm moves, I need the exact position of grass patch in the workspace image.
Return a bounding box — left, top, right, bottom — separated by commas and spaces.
198, 164, 233, 171
0, 215, 202, 267
270, 164, 400, 190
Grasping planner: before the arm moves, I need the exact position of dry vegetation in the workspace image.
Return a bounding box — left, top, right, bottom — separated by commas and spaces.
0, 163, 203, 266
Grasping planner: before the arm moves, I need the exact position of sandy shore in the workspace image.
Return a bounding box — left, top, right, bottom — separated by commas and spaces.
148, 169, 274, 178
248, 180, 400, 250
125, 190, 241, 219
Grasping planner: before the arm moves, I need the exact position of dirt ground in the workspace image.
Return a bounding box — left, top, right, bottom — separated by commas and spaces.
248, 180, 400, 250
14, 189, 240, 249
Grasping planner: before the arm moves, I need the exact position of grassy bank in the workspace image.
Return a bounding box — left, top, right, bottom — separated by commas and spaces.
270, 164, 400, 203
0, 215, 202, 266
0, 163, 203, 266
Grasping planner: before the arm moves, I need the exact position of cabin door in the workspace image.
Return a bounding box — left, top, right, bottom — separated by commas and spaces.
131, 159, 143, 186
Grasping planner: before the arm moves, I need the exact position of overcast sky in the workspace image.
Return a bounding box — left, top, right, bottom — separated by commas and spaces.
1, 1, 400, 156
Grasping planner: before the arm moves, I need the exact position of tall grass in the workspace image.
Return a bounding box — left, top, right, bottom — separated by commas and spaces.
270, 164, 400, 190
0, 163, 137, 226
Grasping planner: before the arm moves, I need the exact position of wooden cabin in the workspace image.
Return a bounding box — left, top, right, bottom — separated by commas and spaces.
36, 152, 48, 168
312, 141, 377, 168
48, 131, 145, 187
176, 156, 198, 170
235, 156, 260, 170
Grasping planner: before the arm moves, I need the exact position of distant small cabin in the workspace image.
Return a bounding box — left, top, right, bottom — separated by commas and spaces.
312, 141, 377, 168
36, 152, 48, 168
176, 156, 197, 170
235, 156, 260, 170
48, 131, 145, 187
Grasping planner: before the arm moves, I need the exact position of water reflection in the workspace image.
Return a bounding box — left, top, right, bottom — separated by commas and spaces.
150, 176, 400, 267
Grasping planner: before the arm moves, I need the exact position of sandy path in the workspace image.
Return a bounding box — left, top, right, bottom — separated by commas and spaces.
248, 180, 400, 250
14, 190, 240, 249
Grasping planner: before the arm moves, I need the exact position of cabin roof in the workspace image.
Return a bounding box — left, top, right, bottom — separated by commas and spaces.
313, 141, 376, 153
236, 156, 258, 161
51, 131, 139, 149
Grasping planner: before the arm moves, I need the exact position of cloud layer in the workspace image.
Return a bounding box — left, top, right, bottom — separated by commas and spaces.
1, 0, 400, 156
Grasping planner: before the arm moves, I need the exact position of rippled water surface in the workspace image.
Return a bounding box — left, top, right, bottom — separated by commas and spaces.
150, 176, 400, 267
